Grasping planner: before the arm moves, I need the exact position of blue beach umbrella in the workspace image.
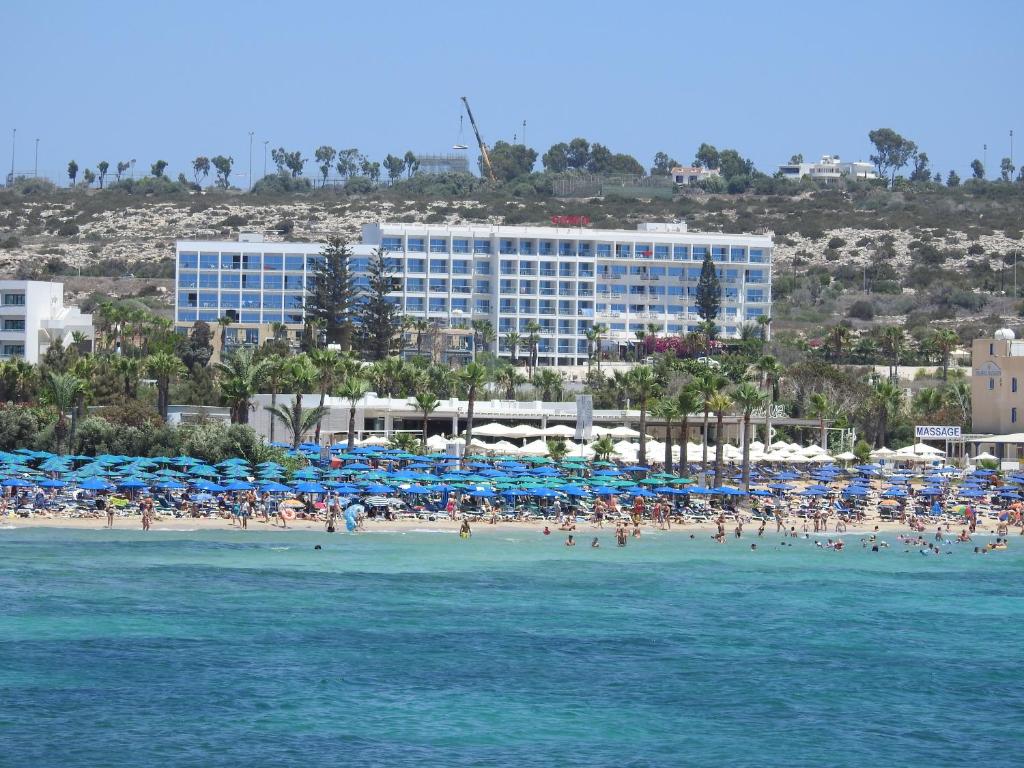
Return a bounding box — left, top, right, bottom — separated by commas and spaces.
293, 482, 327, 494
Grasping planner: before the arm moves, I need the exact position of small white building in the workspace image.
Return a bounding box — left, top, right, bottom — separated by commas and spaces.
671, 166, 721, 186
778, 155, 877, 183
0, 281, 94, 364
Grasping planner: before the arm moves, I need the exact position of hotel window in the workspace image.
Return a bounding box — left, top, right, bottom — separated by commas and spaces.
712, 247, 727, 262
241, 254, 260, 270
382, 237, 402, 250
452, 279, 471, 294
199, 273, 219, 289
305, 255, 324, 270
284, 275, 303, 290
558, 242, 574, 256
476, 280, 491, 293
451, 260, 471, 274
475, 261, 491, 275
406, 238, 425, 253
616, 244, 631, 258
429, 238, 448, 253
475, 300, 491, 314
500, 239, 516, 255
1014, 378, 1019, 393
220, 293, 240, 309
285, 255, 304, 271
406, 278, 425, 292
730, 247, 747, 262
673, 245, 688, 261
429, 278, 448, 293
3, 319, 25, 330
262, 294, 282, 309
201, 253, 220, 269
452, 239, 470, 254
596, 243, 612, 257
263, 275, 282, 290
539, 241, 554, 256
1014, 408, 1018, 424
559, 263, 575, 277
473, 239, 491, 254
178, 272, 197, 288
654, 245, 670, 259
241, 273, 261, 290
383, 257, 402, 271
264, 254, 283, 271
406, 258, 425, 274
749, 249, 766, 263
429, 298, 447, 312
693, 247, 708, 262
179, 251, 199, 269
406, 297, 424, 312
451, 298, 469, 312
430, 259, 448, 274
2, 344, 25, 356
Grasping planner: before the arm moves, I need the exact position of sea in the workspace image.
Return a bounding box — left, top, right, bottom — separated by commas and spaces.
1, 526, 1021, 768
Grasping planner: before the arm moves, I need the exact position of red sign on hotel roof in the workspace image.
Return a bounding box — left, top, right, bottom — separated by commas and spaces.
550, 215, 590, 226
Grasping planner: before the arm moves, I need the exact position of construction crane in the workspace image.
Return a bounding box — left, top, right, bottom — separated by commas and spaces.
460, 96, 496, 182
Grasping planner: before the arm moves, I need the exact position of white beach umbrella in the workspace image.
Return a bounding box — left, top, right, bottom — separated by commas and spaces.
505, 424, 544, 439
834, 451, 857, 461
971, 451, 998, 462
472, 422, 517, 438
609, 426, 641, 438
543, 424, 577, 438
490, 440, 520, 454
870, 447, 895, 458
519, 438, 550, 455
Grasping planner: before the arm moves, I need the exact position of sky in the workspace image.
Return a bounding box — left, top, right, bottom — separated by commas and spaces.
4, 0, 1023, 184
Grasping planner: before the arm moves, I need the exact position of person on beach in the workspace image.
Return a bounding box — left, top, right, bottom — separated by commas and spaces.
240, 497, 250, 530
459, 519, 472, 539
98, 495, 112, 528
757, 520, 766, 537
141, 499, 151, 531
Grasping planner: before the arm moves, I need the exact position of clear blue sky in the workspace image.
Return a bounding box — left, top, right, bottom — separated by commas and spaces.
5, 0, 1022, 183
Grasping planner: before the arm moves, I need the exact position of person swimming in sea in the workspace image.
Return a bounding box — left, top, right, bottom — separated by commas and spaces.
566, 535, 576, 547
591, 537, 600, 548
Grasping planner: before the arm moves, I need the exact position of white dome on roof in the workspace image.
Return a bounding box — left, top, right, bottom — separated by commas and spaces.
995, 328, 1016, 340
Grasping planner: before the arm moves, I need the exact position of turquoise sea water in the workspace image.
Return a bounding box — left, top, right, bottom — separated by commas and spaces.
1, 526, 1022, 768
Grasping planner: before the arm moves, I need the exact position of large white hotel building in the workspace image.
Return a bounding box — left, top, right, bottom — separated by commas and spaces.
175, 221, 772, 366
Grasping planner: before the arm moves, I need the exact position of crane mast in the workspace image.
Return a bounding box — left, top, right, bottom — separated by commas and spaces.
460, 96, 496, 183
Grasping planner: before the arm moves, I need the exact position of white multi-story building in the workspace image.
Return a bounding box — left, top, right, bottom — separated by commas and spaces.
175, 222, 772, 367
777, 155, 877, 183
0, 280, 94, 363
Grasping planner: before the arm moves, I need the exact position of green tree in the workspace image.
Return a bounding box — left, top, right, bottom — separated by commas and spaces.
314, 145, 337, 186
471, 319, 495, 361
524, 320, 541, 376
651, 151, 678, 176
695, 371, 727, 482
503, 331, 522, 365
307, 236, 360, 350
708, 392, 732, 488
308, 349, 343, 445
266, 356, 323, 449
483, 141, 538, 181
356, 249, 401, 360
753, 355, 782, 443
67, 160, 78, 186
384, 154, 405, 183
459, 362, 488, 462
807, 392, 832, 452
628, 366, 660, 467
867, 128, 917, 184
881, 326, 905, 380
872, 380, 903, 448
145, 352, 186, 421
542, 142, 569, 172
1000, 157, 1016, 182
210, 155, 233, 188
971, 159, 985, 180
96, 160, 109, 188
414, 392, 440, 448
81, 168, 96, 187
908, 151, 931, 182
695, 252, 721, 323
335, 148, 361, 179
115, 160, 130, 181
150, 160, 168, 178
591, 434, 615, 462
652, 398, 680, 473
947, 170, 960, 187
261, 354, 289, 444
930, 329, 959, 380
694, 143, 719, 169
403, 150, 418, 178
215, 347, 268, 424
532, 368, 564, 401
565, 138, 590, 169
495, 363, 526, 400
675, 387, 702, 475
192, 156, 210, 184
546, 438, 568, 463
40, 371, 84, 454
339, 377, 369, 450
732, 383, 766, 491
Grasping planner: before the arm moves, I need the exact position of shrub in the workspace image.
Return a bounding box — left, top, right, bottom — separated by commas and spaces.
57, 221, 80, 237
218, 214, 248, 228
847, 300, 875, 320
967, 243, 985, 255
827, 236, 846, 250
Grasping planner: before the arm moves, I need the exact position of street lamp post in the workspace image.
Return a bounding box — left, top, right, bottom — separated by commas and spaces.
34, 138, 39, 177
248, 131, 254, 191
130, 158, 136, 179
9, 128, 15, 186
263, 140, 269, 177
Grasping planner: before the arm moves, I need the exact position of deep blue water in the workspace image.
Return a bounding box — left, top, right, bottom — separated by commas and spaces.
1, 526, 1022, 767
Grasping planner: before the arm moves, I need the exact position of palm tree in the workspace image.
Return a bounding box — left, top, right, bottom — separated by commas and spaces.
881, 326, 904, 380
675, 387, 702, 477
414, 392, 440, 448
217, 315, 234, 360
40, 371, 84, 454
753, 355, 782, 443
471, 319, 495, 361
732, 383, 767, 491
459, 362, 488, 462
145, 352, 186, 421
756, 314, 772, 353
708, 392, 733, 488
112, 356, 141, 399
546, 438, 569, 463
633, 329, 647, 362
829, 324, 852, 362
592, 323, 608, 371
266, 364, 327, 451
591, 434, 616, 462
0, 358, 35, 402
944, 378, 971, 427
694, 372, 726, 483
651, 398, 681, 473
261, 354, 289, 444
533, 368, 564, 401
412, 318, 430, 357
503, 332, 522, 365
931, 329, 959, 380
70, 356, 96, 424
872, 380, 903, 448
628, 366, 660, 466
389, 431, 421, 454
339, 377, 369, 450
495, 363, 526, 400
308, 348, 342, 445
808, 392, 832, 450
912, 387, 944, 423
524, 320, 541, 376
215, 347, 268, 424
